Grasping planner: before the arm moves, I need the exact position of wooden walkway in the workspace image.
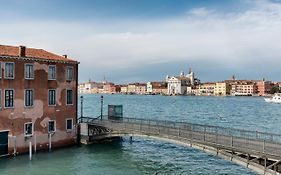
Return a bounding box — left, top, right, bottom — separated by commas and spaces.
79, 117, 281, 175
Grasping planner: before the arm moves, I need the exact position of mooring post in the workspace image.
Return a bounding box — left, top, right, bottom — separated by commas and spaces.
29, 141, 32, 161
49, 133, 52, 152
13, 136, 16, 156
34, 134, 37, 153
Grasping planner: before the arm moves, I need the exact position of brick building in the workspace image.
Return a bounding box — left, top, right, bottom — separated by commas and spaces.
0, 45, 79, 156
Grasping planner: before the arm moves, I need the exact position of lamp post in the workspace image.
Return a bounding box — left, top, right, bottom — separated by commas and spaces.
100, 95, 104, 120
77, 95, 83, 147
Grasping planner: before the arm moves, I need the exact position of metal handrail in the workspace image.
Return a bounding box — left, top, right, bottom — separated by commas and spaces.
81, 116, 281, 144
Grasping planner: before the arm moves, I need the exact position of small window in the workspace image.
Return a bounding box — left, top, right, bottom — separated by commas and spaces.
66, 66, 73, 80
25, 89, 34, 107
48, 89, 56, 106
48, 65, 56, 80
48, 120, 56, 133
25, 64, 34, 79
66, 118, 73, 131
66, 89, 73, 105
24, 122, 33, 137
5, 90, 14, 108
4, 62, 14, 79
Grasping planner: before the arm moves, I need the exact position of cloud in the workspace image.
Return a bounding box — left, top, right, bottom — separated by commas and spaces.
1, 0, 281, 82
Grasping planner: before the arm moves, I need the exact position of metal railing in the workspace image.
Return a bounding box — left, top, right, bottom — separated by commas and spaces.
80, 116, 281, 159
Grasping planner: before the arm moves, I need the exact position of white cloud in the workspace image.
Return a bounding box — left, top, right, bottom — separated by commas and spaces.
1, 0, 281, 77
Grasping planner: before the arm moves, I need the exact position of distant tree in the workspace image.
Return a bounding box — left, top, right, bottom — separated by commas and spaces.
270, 85, 281, 94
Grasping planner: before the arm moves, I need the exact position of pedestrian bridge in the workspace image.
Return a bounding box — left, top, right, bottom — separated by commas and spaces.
79, 117, 281, 175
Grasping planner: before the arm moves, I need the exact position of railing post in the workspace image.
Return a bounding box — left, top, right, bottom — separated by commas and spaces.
263, 140, 265, 154
231, 135, 233, 147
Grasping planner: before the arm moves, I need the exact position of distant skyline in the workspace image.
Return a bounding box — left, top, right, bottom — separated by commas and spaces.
1, 0, 281, 83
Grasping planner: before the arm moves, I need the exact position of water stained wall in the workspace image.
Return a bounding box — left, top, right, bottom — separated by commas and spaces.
0, 58, 78, 154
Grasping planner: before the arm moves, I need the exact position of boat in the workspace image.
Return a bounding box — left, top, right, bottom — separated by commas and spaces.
264, 93, 281, 103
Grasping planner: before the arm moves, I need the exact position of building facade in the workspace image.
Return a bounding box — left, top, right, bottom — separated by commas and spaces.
256, 80, 273, 96
214, 82, 231, 96
198, 83, 215, 96
0, 45, 79, 156
166, 70, 200, 95
231, 81, 257, 96
135, 83, 147, 95
147, 82, 167, 95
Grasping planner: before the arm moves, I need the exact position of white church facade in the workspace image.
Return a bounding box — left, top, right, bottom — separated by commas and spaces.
166, 69, 199, 95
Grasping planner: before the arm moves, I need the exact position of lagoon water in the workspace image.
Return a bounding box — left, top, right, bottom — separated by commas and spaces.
2, 94, 281, 175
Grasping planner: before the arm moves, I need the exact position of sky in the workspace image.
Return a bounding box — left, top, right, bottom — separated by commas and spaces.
1, 0, 281, 83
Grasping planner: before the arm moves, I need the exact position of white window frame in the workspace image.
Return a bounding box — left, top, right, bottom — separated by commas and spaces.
4, 89, 14, 108
48, 89, 56, 106
48, 120, 56, 133
24, 122, 33, 137
4, 62, 15, 79
24, 89, 34, 107
66, 118, 73, 131
24, 63, 34, 80
48, 65, 56, 80
66, 89, 73, 105
66, 66, 73, 81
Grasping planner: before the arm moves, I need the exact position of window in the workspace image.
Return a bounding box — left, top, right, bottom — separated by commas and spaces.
5, 90, 14, 108
48, 120, 56, 133
66, 66, 73, 80
66, 89, 73, 105
25, 89, 33, 107
48, 65, 56, 80
0, 63, 1, 78
24, 122, 33, 137
48, 89, 56, 106
4, 62, 14, 79
66, 118, 73, 131
25, 64, 34, 79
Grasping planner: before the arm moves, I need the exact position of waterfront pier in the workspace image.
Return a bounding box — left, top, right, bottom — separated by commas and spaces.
79, 116, 281, 175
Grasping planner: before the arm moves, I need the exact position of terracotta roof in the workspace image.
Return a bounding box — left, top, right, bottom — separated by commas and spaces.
0, 45, 78, 63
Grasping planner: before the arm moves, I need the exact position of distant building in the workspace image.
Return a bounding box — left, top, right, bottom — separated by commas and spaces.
214, 82, 231, 96
256, 80, 273, 96
147, 82, 167, 95
166, 69, 200, 95
127, 83, 137, 94
0, 45, 79, 155
103, 82, 117, 94
198, 82, 216, 96
135, 83, 147, 94
230, 81, 257, 96
120, 85, 128, 94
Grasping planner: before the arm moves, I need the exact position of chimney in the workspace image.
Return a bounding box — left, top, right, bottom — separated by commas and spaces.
19, 46, 26, 57
63, 54, 67, 58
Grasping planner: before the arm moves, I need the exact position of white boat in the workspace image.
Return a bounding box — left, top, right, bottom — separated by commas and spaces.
264, 93, 281, 103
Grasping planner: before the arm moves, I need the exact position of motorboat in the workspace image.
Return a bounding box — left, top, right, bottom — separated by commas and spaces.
264, 93, 281, 103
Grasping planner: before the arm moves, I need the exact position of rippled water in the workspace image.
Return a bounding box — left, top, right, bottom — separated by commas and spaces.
2, 94, 280, 175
